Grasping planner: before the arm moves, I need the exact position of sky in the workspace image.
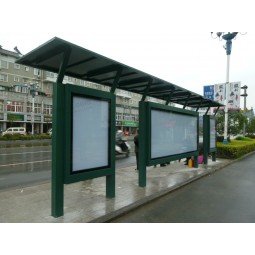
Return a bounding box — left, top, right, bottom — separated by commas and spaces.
1, 1, 254, 111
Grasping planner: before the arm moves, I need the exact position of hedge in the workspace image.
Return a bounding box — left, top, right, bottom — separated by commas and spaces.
216, 139, 255, 159
0, 134, 51, 140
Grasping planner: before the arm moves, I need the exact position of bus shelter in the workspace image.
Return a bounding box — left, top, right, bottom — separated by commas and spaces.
17, 37, 224, 217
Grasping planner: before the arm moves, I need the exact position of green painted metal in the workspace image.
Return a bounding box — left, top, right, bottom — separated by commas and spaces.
63, 84, 116, 185
141, 79, 152, 101
56, 46, 71, 84
138, 101, 199, 187
110, 67, 123, 93
51, 83, 65, 217
203, 115, 217, 164
146, 102, 199, 167
51, 83, 115, 217
138, 101, 148, 187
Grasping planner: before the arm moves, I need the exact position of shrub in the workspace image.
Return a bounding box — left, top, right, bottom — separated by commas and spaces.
217, 139, 255, 159
246, 134, 255, 139
217, 136, 231, 143
235, 136, 253, 141
0, 134, 51, 140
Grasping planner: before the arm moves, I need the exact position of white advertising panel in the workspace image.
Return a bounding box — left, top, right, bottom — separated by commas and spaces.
228, 82, 240, 108
214, 83, 225, 105
210, 118, 216, 149
212, 82, 240, 109
72, 96, 109, 172
151, 109, 198, 159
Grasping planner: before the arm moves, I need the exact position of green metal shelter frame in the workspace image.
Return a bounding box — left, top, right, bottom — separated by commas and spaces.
16, 37, 224, 217
203, 115, 217, 164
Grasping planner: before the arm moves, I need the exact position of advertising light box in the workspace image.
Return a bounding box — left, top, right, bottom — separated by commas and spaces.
61, 84, 115, 184
72, 95, 110, 172
150, 107, 198, 159
210, 118, 216, 149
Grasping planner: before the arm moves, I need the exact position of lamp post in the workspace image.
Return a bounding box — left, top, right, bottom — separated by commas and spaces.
211, 32, 238, 144
241, 85, 248, 136
29, 82, 39, 135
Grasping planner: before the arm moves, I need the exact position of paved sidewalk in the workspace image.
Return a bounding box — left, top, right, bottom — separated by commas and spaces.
0, 158, 232, 223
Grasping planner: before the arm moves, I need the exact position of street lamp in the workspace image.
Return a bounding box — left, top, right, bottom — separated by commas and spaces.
29, 82, 39, 135
241, 85, 248, 136
211, 32, 239, 144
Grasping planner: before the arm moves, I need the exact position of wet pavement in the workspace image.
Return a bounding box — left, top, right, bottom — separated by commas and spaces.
0, 155, 236, 223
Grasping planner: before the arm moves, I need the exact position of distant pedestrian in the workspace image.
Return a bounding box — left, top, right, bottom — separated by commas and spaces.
134, 129, 139, 171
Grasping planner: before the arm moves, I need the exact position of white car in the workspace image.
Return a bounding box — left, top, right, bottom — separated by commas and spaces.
1, 127, 26, 136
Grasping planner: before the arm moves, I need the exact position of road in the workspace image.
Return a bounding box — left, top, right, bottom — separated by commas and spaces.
0, 142, 136, 190
109, 153, 255, 223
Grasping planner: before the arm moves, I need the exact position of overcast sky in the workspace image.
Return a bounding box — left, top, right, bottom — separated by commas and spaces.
2, 1, 254, 110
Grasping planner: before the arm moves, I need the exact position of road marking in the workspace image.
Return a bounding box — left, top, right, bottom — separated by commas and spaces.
0, 151, 51, 156
0, 160, 51, 167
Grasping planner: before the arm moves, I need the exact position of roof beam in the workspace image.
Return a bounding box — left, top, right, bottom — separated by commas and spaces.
67, 57, 97, 69
165, 87, 175, 105
141, 78, 153, 101
183, 93, 191, 109
98, 71, 137, 82
110, 67, 123, 93
56, 46, 72, 84
83, 64, 120, 78
119, 76, 151, 87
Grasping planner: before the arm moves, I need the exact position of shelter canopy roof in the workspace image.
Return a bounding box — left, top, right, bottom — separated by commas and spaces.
16, 37, 223, 109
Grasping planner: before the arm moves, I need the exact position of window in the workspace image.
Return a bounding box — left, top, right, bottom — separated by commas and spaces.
7, 101, 24, 113
34, 68, 41, 76
34, 103, 41, 114
0, 60, 8, 69
14, 64, 20, 69
24, 66, 29, 71
21, 86, 29, 93
27, 102, 32, 113
14, 86, 21, 92
14, 76, 19, 82
116, 113, 123, 121
43, 104, 52, 115
0, 74, 8, 82
0, 100, 3, 111
26, 102, 41, 113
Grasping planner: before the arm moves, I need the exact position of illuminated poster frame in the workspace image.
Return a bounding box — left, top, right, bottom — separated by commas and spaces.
145, 102, 199, 166
64, 84, 116, 184
52, 83, 115, 218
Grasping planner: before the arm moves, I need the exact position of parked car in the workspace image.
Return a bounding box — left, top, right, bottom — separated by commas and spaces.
1, 127, 26, 136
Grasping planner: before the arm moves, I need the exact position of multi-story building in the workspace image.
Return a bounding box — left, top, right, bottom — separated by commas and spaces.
1, 45, 164, 134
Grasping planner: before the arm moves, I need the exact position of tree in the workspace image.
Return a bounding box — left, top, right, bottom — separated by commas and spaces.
246, 117, 255, 135
215, 111, 247, 137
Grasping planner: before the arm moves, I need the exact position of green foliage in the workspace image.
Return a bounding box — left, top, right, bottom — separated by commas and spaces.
217, 139, 255, 159
246, 117, 255, 135
216, 136, 231, 143
215, 111, 247, 136
0, 134, 51, 140
235, 136, 253, 141
246, 134, 255, 139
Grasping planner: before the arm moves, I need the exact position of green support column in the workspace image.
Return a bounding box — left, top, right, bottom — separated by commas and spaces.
51, 83, 65, 217
106, 174, 115, 198
212, 152, 216, 162
194, 156, 198, 168
203, 115, 209, 165
138, 101, 147, 187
